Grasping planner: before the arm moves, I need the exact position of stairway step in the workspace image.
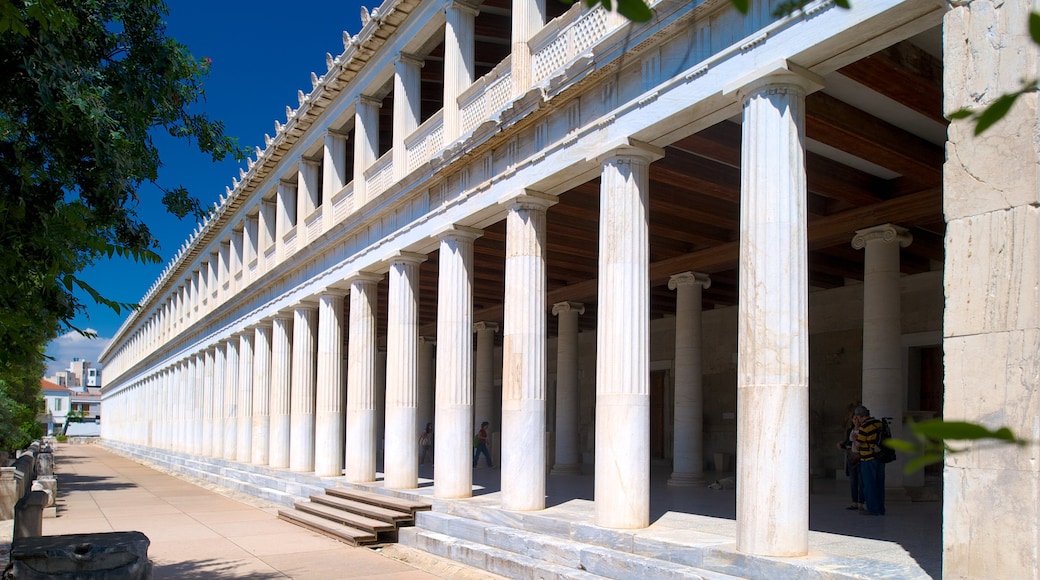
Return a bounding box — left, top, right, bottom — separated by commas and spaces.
278, 509, 377, 546
326, 487, 431, 514
294, 500, 397, 534
311, 493, 414, 525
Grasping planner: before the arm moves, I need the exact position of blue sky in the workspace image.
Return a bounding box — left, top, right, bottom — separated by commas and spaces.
45, 0, 364, 374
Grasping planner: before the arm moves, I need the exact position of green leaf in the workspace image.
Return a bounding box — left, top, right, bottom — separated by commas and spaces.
947, 108, 973, 120
616, 0, 652, 22
730, 0, 749, 13
912, 419, 1019, 442
883, 438, 916, 452
974, 93, 1019, 135
904, 453, 943, 474
1030, 12, 1040, 45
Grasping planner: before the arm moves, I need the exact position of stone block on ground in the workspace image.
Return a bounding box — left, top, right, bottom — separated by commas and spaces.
9, 531, 152, 579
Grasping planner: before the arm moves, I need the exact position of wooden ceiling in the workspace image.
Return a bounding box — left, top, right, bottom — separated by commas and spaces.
360, 15, 947, 345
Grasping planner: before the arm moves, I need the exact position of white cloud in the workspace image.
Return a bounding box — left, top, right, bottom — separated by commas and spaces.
44, 330, 110, 377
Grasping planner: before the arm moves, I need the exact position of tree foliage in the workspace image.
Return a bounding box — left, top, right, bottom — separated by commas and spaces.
0, 357, 45, 452
0, 0, 247, 378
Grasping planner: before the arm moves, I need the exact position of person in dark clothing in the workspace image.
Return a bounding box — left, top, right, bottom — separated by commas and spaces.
853, 405, 885, 515
472, 421, 493, 468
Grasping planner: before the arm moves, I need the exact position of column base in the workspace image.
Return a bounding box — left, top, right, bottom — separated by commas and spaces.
550, 463, 582, 476
667, 472, 706, 487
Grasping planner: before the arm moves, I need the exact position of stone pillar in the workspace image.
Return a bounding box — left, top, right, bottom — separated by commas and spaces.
269, 314, 293, 469
393, 53, 423, 180
732, 66, 819, 557
434, 226, 482, 498
212, 342, 226, 457
187, 356, 199, 454
443, 0, 478, 143
237, 331, 254, 462
297, 158, 321, 227
944, 3, 1040, 576
345, 275, 381, 482
276, 179, 297, 261
501, 193, 555, 511
853, 224, 911, 489
223, 337, 239, 460
594, 142, 662, 529
201, 348, 214, 457
290, 304, 318, 472
668, 272, 711, 486
473, 322, 498, 432
354, 96, 381, 205
252, 323, 273, 465
323, 130, 348, 231
384, 253, 426, 490
511, 0, 544, 96
417, 337, 435, 432
551, 301, 584, 475
315, 290, 347, 477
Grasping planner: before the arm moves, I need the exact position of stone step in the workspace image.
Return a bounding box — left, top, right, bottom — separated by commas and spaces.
278, 508, 377, 546
310, 494, 415, 525
400, 528, 603, 580
410, 511, 742, 580
325, 487, 432, 515
294, 499, 397, 534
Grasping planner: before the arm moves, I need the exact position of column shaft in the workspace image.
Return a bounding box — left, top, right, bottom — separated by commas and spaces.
315, 292, 346, 477
354, 97, 380, 205
201, 349, 214, 457
473, 322, 498, 433
385, 254, 425, 489
237, 332, 254, 462
346, 277, 381, 482
443, 1, 477, 142
212, 343, 226, 457
270, 316, 293, 469
253, 324, 273, 465
290, 305, 318, 472
552, 302, 584, 474
223, 339, 239, 460
668, 272, 711, 486
393, 55, 423, 180
501, 195, 553, 511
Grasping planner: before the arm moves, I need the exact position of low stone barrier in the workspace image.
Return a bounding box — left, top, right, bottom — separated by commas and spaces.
8, 531, 152, 579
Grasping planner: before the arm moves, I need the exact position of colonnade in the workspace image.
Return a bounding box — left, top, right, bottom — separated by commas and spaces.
104, 67, 913, 559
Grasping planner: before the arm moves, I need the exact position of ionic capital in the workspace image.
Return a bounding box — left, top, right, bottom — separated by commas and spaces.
501, 190, 558, 212
473, 321, 499, 334
552, 301, 586, 316
668, 271, 711, 291
851, 224, 913, 250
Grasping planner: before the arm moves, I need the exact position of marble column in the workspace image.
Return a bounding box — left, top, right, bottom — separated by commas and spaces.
188, 355, 200, 454
733, 66, 819, 557
201, 348, 215, 457
384, 253, 426, 490
443, 0, 477, 142
501, 193, 555, 511
269, 314, 293, 469
852, 224, 912, 489
315, 290, 347, 477
297, 158, 321, 227
551, 301, 584, 475
223, 337, 240, 460
473, 322, 498, 432
354, 96, 381, 205
595, 142, 662, 529
290, 303, 318, 472
237, 331, 255, 462
393, 53, 423, 180
323, 130, 348, 231
511, 0, 544, 96
276, 179, 297, 262
252, 323, 273, 465
668, 272, 711, 486
434, 226, 482, 499
417, 337, 435, 432
212, 342, 226, 457
346, 275, 382, 483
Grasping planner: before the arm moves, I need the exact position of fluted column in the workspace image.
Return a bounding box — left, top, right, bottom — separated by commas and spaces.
270, 314, 293, 469
276, 179, 297, 261
252, 323, 273, 465
212, 342, 226, 457
346, 275, 382, 482
434, 226, 482, 498
354, 96, 381, 205
393, 54, 423, 180
237, 331, 254, 462
595, 141, 663, 529
189, 355, 201, 454
473, 321, 498, 432
502, 193, 555, 511
315, 290, 347, 477
733, 66, 819, 557
551, 301, 584, 475
290, 303, 318, 472
201, 348, 215, 456
511, 0, 544, 96
853, 224, 912, 488
417, 337, 435, 432
223, 337, 240, 460
297, 158, 321, 228
668, 272, 711, 486
443, 0, 478, 142
385, 253, 426, 489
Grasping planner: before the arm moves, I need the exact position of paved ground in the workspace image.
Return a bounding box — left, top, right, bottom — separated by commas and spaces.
1, 444, 493, 579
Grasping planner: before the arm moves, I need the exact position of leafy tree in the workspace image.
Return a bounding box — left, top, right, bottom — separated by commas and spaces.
0, 0, 247, 380
0, 357, 45, 452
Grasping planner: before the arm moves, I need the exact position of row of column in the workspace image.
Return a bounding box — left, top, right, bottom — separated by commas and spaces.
107, 68, 913, 560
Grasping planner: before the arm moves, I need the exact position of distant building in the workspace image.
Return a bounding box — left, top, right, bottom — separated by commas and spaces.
45, 358, 103, 427
39, 379, 71, 436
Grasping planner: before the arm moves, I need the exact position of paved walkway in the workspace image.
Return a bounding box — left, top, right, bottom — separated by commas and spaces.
11, 444, 484, 579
